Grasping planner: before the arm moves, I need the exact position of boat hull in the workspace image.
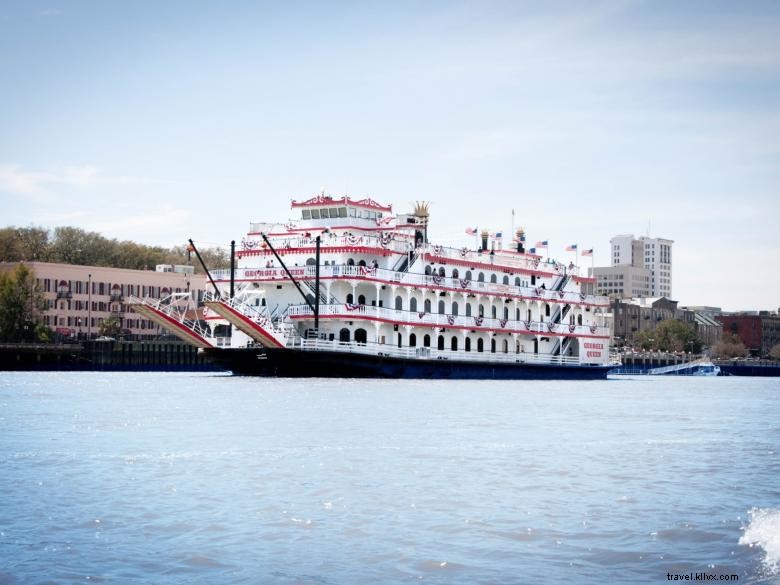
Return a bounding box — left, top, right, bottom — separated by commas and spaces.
203, 347, 613, 380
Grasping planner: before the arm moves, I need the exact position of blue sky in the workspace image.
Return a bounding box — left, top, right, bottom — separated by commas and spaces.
1, 0, 778, 311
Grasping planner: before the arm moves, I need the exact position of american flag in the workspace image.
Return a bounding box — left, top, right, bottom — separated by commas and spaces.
581, 248, 593, 257
565, 244, 578, 252
535, 240, 548, 248
491, 231, 503, 238
465, 227, 477, 236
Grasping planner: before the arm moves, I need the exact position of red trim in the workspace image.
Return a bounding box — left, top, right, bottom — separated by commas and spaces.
290, 195, 392, 212
208, 302, 284, 348
131, 304, 212, 348
425, 253, 555, 278
237, 245, 402, 257
288, 312, 609, 340
257, 224, 417, 236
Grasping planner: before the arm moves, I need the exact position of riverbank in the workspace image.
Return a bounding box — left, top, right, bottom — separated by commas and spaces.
0, 340, 223, 372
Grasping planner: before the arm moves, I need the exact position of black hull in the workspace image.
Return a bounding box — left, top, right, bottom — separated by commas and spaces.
203, 347, 612, 380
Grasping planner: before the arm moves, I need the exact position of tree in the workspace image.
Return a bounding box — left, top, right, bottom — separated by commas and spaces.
634, 319, 702, 353
98, 314, 121, 338
0, 263, 48, 342
711, 333, 747, 359
769, 343, 780, 360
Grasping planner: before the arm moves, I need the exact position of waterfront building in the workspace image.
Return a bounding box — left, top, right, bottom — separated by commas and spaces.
586, 264, 652, 299
609, 234, 673, 298
0, 261, 207, 340
716, 312, 780, 357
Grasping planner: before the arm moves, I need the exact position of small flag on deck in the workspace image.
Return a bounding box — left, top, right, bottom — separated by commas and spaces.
492, 231, 503, 238
528, 247, 537, 254
535, 240, 548, 248
581, 248, 593, 257
566, 244, 578, 252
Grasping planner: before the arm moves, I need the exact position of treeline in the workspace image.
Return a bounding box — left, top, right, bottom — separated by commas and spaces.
0, 226, 229, 273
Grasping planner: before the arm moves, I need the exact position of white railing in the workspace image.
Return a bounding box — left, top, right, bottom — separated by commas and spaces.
239, 233, 414, 255
212, 264, 610, 307
296, 338, 590, 366
286, 303, 610, 338
203, 291, 296, 345
127, 293, 215, 341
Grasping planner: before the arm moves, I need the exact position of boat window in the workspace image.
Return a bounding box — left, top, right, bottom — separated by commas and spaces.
395, 296, 403, 311
306, 257, 316, 265
409, 333, 417, 347
465, 303, 472, 317
339, 328, 350, 342
425, 266, 432, 276
398, 333, 402, 348
347, 258, 355, 266
339, 207, 347, 218
465, 271, 472, 280
423, 334, 431, 347
358, 295, 366, 305
452, 302, 458, 316
504, 307, 509, 319
545, 304, 551, 317
527, 309, 532, 321
578, 314, 583, 325
515, 277, 521, 286
477, 338, 484, 352
355, 328, 368, 344
438, 267, 445, 278
503, 275, 509, 285
490, 274, 497, 284
438, 300, 445, 314
479, 304, 484, 317
451, 336, 458, 351
302, 209, 311, 220
503, 339, 508, 353
478, 272, 484, 282
311, 209, 320, 219
349, 207, 357, 217
491, 339, 496, 353
346, 293, 354, 304
410, 298, 417, 312
424, 299, 431, 312
437, 335, 445, 350
465, 337, 471, 352
358, 260, 366, 267
491, 306, 497, 319
516, 308, 520, 320
452, 269, 459, 279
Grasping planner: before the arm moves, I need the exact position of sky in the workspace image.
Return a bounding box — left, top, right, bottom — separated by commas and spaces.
0, 0, 778, 311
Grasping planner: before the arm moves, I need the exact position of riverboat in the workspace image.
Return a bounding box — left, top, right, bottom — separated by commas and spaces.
129, 194, 613, 378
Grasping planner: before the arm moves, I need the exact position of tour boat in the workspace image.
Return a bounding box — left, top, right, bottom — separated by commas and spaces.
129, 194, 613, 379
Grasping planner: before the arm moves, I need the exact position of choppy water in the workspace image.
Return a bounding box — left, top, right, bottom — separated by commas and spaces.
0, 373, 778, 584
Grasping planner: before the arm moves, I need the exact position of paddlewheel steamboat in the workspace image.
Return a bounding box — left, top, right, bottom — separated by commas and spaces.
129, 194, 612, 378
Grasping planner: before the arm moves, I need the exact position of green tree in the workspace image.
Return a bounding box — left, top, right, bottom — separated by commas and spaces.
634, 319, 702, 353
98, 314, 122, 338
0, 264, 48, 342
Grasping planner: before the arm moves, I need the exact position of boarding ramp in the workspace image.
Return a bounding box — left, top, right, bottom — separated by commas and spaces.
202, 291, 291, 348
128, 293, 217, 348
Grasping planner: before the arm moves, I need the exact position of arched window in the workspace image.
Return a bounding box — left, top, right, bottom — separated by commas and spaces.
452, 302, 458, 316
355, 328, 368, 344
452, 268, 459, 279
465, 337, 472, 352
358, 294, 366, 305
479, 304, 484, 317
490, 274, 497, 283
502, 339, 508, 353
465, 270, 472, 280
477, 338, 484, 352
261, 298, 266, 307
425, 265, 432, 276
438, 267, 445, 277
395, 296, 403, 311
339, 328, 350, 343
503, 307, 509, 319
409, 333, 417, 347
424, 299, 432, 312
515, 277, 521, 286
438, 335, 445, 350
306, 257, 316, 266
491, 339, 496, 353
347, 258, 355, 266
545, 304, 551, 317
502, 275, 509, 285
358, 259, 367, 267
398, 333, 402, 348
410, 298, 418, 312
491, 306, 497, 319
577, 314, 583, 325
466, 304, 472, 317
451, 336, 458, 351
516, 307, 520, 320
438, 300, 445, 314
478, 272, 485, 282
346, 293, 354, 304
423, 334, 431, 347
527, 308, 532, 321
533, 338, 539, 354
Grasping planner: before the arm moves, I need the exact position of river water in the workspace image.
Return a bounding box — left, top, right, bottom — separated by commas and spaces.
0, 372, 778, 584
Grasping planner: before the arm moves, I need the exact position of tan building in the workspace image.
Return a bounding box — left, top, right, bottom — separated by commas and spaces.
0, 261, 207, 340
586, 264, 652, 299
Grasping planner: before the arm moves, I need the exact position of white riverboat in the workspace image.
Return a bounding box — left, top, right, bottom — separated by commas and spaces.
129, 194, 613, 378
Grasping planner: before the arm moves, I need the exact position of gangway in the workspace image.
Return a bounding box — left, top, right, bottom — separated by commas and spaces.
202, 291, 291, 348
647, 358, 717, 375
127, 293, 218, 348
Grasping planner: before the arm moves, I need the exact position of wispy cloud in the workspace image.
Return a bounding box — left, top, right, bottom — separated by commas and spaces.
0, 164, 183, 199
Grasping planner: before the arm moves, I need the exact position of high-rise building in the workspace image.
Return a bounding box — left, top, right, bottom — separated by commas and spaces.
609, 234, 673, 298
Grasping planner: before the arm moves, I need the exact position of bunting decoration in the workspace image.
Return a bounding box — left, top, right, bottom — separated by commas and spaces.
418, 311, 426, 319
499, 318, 508, 328
447, 315, 455, 326
579, 293, 586, 302
547, 322, 556, 333
432, 244, 443, 255
569, 324, 576, 333
590, 324, 597, 334
460, 279, 470, 289
460, 247, 468, 257
345, 303, 360, 311
474, 316, 484, 326
523, 320, 531, 330
558, 290, 565, 299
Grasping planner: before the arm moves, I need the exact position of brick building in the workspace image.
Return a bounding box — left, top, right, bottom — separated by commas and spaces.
716, 313, 780, 357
